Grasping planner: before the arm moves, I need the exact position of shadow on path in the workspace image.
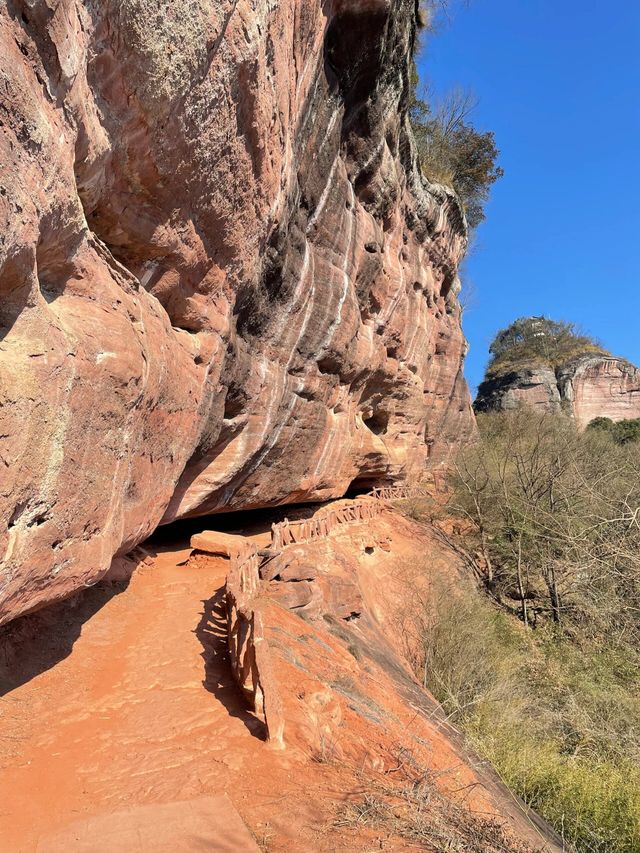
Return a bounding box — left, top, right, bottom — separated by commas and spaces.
0, 580, 129, 696
194, 587, 266, 741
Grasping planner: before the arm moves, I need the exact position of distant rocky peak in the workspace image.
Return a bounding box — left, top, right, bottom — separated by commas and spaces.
475, 343, 640, 429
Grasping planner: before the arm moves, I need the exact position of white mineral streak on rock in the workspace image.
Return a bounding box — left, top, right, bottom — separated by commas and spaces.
273, 243, 310, 339
306, 158, 340, 234
316, 181, 356, 357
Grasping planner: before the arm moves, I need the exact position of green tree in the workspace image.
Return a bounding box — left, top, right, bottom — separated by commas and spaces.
586, 416, 615, 434
613, 418, 640, 445
587, 417, 640, 445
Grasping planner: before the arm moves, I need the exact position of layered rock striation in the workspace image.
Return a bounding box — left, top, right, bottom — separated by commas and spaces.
475, 354, 640, 428
0, 0, 474, 624
559, 356, 640, 429
474, 365, 563, 415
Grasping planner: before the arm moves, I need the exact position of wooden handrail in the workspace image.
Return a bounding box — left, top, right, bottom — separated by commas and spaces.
224, 482, 428, 746
269, 484, 426, 550
225, 545, 284, 748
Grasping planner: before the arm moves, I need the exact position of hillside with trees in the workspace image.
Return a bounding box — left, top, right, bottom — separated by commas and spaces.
398, 407, 640, 853
485, 317, 608, 378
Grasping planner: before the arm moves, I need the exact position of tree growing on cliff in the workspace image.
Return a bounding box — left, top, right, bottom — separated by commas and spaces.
411, 4, 501, 228
410, 86, 503, 228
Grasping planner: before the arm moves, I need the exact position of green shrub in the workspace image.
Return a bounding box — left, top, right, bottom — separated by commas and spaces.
481, 734, 640, 853
586, 416, 615, 433
587, 417, 640, 445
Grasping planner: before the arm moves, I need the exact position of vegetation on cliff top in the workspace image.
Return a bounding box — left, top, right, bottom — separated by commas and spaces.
485, 316, 609, 377
410, 4, 503, 228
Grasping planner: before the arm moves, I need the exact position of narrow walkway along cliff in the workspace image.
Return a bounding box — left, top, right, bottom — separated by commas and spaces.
0, 497, 563, 851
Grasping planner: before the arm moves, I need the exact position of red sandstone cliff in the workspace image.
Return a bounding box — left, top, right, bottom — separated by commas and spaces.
0, 0, 475, 624
475, 355, 640, 427
558, 356, 640, 429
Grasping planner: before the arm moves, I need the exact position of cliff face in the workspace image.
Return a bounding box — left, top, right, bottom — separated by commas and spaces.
0, 0, 474, 624
475, 355, 640, 428
474, 366, 562, 415
558, 356, 640, 429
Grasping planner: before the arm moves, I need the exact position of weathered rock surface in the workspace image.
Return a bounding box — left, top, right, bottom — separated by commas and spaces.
475, 355, 640, 427
190, 530, 246, 559
558, 356, 640, 429
0, 0, 474, 624
475, 366, 562, 415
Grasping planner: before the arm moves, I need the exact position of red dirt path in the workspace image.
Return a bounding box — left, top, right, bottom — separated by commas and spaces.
0, 544, 325, 851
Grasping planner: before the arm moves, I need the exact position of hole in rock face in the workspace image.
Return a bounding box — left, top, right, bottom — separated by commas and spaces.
364, 546, 374, 555
323, 4, 389, 107
317, 355, 341, 375
363, 410, 389, 435
345, 475, 389, 498
440, 269, 455, 299
367, 291, 382, 319
223, 390, 245, 420
0, 250, 35, 340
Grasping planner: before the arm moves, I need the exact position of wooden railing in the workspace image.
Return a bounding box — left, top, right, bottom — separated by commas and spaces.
224, 541, 285, 748
368, 485, 426, 501
214, 482, 429, 747
270, 498, 382, 550
269, 484, 428, 550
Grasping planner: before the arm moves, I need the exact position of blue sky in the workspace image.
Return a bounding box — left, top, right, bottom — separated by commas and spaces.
415, 0, 640, 394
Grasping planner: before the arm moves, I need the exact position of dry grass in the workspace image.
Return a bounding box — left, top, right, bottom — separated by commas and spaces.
397, 559, 640, 852
336, 762, 534, 853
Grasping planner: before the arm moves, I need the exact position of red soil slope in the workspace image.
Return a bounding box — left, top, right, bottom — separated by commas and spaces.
0, 509, 560, 852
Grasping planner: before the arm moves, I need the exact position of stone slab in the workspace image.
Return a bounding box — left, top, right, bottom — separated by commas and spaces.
190, 530, 247, 558
36, 795, 260, 852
